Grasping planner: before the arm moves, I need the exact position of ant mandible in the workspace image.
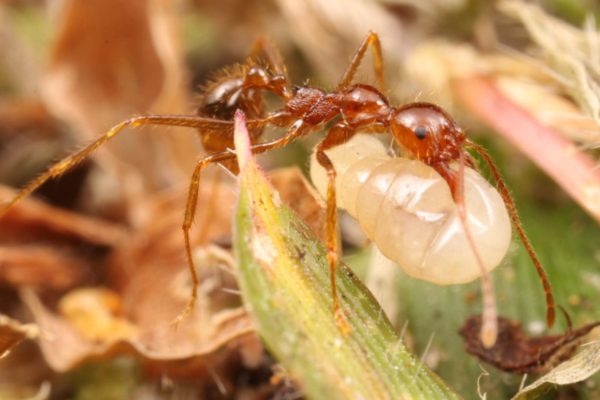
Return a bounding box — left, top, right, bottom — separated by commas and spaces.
0, 32, 554, 346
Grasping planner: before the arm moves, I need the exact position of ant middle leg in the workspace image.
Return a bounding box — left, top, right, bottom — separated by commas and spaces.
176, 120, 310, 324
315, 122, 359, 332
439, 154, 498, 347
336, 31, 386, 92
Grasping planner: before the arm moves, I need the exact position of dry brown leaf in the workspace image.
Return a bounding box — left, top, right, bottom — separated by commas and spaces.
0, 185, 128, 246
0, 184, 128, 290
0, 246, 86, 290
0, 314, 38, 357
0, 98, 60, 141
16, 179, 249, 372
15, 167, 324, 374
107, 167, 324, 359
22, 288, 254, 372
57, 287, 138, 342
460, 314, 600, 374
41, 0, 199, 211
0, 99, 71, 188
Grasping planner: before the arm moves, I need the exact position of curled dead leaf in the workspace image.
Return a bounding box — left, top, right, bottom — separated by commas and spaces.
460, 314, 600, 374
22, 288, 255, 372
15, 180, 249, 372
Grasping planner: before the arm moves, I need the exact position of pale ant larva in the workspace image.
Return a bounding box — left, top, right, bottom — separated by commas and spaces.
310, 103, 555, 347
310, 133, 512, 285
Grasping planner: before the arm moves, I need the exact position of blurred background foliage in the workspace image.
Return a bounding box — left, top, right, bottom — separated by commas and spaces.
0, 0, 599, 399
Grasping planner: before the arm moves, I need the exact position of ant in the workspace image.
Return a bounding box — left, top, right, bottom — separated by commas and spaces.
0, 32, 554, 345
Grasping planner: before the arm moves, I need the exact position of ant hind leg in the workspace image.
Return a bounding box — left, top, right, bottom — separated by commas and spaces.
336, 31, 386, 92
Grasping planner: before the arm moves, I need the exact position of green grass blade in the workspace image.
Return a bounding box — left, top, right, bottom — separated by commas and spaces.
232, 111, 460, 400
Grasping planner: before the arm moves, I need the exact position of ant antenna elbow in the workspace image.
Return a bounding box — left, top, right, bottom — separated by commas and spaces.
467, 140, 556, 328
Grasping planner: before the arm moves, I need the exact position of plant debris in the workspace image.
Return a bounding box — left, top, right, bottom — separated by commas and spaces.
460, 314, 600, 374
0, 314, 38, 356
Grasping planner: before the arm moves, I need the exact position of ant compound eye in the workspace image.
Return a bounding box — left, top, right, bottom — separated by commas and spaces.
415, 126, 427, 140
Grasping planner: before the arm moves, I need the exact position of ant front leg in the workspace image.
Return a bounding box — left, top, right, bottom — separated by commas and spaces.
315, 123, 358, 333
336, 31, 386, 92
176, 120, 310, 324
0, 115, 252, 217
438, 154, 498, 347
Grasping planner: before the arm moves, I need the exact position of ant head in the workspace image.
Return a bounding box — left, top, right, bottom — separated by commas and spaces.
389, 102, 465, 165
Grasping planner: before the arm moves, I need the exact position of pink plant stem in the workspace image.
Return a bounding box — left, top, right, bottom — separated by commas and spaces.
455, 76, 600, 224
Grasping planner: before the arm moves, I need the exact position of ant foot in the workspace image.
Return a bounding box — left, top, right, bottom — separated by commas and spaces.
480, 321, 498, 349
171, 292, 197, 328
334, 306, 351, 335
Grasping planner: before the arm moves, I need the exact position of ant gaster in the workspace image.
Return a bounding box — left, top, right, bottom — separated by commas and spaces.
0, 33, 554, 345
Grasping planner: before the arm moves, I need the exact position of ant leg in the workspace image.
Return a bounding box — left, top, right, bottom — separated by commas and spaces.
175, 121, 310, 324
467, 140, 556, 328
336, 31, 385, 92
315, 123, 358, 333
249, 37, 288, 78
0, 115, 267, 218
440, 154, 498, 347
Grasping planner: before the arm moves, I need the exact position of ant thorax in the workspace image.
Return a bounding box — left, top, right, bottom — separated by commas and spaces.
310, 134, 512, 285
339, 84, 390, 126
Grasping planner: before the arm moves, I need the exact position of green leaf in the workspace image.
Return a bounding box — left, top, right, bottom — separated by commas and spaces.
232, 112, 459, 400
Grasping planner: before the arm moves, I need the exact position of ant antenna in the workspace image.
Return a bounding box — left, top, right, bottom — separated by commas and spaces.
466, 140, 556, 328
558, 305, 573, 334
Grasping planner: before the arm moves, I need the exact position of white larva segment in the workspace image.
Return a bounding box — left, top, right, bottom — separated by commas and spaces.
339, 156, 391, 217
309, 134, 512, 285
309, 133, 390, 207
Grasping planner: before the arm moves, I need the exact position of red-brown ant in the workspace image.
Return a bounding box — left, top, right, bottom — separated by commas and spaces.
0, 32, 554, 345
